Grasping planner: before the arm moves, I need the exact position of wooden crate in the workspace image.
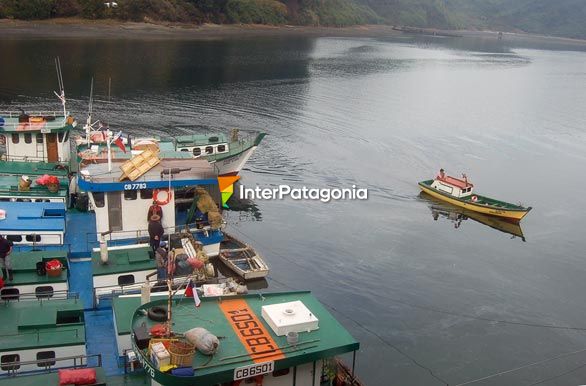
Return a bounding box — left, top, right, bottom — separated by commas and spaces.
119, 149, 160, 181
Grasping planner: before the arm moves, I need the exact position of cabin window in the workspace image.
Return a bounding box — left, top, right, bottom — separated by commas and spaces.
26, 235, 41, 242
205, 146, 213, 155
0, 288, 19, 301
208, 136, 219, 143
118, 274, 135, 286
124, 190, 137, 200
272, 368, 290, 377
140, 189, 153, 200
217, 144, 226, 152
24, 133, 32, 144
193, 147, 201, 156
36, 133, 44, 143
36, 351, 56, 367
180, 148, 189, 152
6, 235, 22, 243
1, 354, 20, 371
93, 192, 105, 208
35, 286, 54, 299
11, 133, 19, 144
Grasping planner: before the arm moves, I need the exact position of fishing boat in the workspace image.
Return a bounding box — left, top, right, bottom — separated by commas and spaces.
218, 233, 269, 280
73, 130, 266, 176
130, 290, 360, 386
418, 172, 532, 222
420, 192, 526, 241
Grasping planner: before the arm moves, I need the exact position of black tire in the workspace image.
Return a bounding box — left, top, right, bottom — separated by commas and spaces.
147, 306, 168, 322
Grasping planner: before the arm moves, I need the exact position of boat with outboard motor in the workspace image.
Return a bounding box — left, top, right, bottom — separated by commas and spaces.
419, 170, 532, 222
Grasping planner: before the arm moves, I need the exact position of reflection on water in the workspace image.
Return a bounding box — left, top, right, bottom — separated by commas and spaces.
420, 192, 526, 241
1, 33, 586, 385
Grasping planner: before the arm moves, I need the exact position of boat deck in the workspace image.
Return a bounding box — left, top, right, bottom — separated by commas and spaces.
131, 291, 359, 385
0, 298, 85, 352
0, 367, 149, 386
8, 250, 68, 286
0, 160, 69, 177
92, 246, 154, 276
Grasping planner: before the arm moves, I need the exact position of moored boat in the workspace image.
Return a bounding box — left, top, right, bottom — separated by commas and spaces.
418, 171, 532, 222
130, 291, 360, 386
219, 233, 269, 280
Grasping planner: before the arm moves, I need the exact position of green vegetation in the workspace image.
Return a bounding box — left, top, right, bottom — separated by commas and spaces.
225, 0, 287, 24
0, 0, 585, 39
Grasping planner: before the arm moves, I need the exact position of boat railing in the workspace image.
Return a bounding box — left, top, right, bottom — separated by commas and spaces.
92, 277, 190, 308
0, 327, 82, 348
0, 111, 64, 118
0, 153, 69, 163
0, 353, 102, 377
0, 290, 79, 303
84, 221, 222, 250
78, 168, 219, 184
12, 243, 72, 254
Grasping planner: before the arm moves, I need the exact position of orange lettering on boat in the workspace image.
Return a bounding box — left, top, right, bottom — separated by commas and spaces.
219, 299, 285, 362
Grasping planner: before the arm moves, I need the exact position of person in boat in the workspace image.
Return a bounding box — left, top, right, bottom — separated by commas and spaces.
68, 173, 78, 209
0, 235, 13, 282
194, 241, 209, 264
437, 168, 446, 181
147, 200, 163, 223
148, 214, 164, 252
155, 240, 168, 281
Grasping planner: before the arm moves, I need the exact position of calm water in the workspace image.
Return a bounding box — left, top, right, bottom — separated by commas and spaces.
2, 34, 586, 385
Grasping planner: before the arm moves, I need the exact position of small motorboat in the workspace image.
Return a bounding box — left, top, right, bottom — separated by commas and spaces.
218, 233, 269, 280
418, 170, 532, 222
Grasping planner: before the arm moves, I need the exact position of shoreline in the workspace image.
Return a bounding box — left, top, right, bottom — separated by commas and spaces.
1, 19, 586, 46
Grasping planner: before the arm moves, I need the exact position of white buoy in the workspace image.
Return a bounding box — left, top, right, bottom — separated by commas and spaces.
99, 236, 108, 264
141, 283, 150, 305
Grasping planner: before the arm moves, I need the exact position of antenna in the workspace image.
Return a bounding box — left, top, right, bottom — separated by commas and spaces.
53, 57, 67, 118
85, 78, 94, 146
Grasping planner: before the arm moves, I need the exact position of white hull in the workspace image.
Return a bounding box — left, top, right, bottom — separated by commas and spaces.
213, 146, 258, 176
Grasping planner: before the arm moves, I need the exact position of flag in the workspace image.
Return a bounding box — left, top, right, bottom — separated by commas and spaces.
112, 131, 126, 153
184, 279, 201, 307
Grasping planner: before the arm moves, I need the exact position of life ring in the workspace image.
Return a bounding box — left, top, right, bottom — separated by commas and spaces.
153, 189, 172, 206
471, 195, 478, 202
147, 306, 168, 322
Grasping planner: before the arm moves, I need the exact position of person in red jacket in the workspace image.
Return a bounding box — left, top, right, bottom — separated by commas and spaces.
147, 200, 163, 222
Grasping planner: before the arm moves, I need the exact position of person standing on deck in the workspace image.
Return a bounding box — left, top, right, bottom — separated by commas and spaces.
147, 200, 163, 223
0, 235, 13, 282
148, 214, 164, 252
155, 241, 168, 281
437, 168, 446, 181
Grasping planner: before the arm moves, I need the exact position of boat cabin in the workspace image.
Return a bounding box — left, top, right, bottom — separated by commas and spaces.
0, 112, 75, 164
431, 175, 474, 198
175, 133, 230, 158
0, 201, 66, 246
78, 158, 223, 256
0, 298, 86, 375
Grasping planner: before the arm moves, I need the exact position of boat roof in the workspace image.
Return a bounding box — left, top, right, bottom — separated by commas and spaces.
175, 133, 228, 145
0, 161, 69, 177
76, 141, 194, 161
437, 176, 473, 189
0, 298, 85, 351
0, 201, 65, 232
0, 175, 68, 198
79, 159, 218, 192
129, 291, 359, 385
92, 245, 155, 276
9, 250, 68, 285
0, 113, 73, 133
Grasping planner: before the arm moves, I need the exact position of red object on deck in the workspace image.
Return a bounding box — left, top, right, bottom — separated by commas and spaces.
439, 176, 473, 189
58, 368, 97, 385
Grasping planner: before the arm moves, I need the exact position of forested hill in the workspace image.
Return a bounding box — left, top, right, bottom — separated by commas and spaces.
1, 0, 585, 40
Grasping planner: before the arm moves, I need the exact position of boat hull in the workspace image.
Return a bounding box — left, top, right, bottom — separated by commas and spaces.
212, 145, 258, 176
418, 182, 531, 221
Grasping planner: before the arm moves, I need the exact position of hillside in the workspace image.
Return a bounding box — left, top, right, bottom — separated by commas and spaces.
0, 0, 585, 39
